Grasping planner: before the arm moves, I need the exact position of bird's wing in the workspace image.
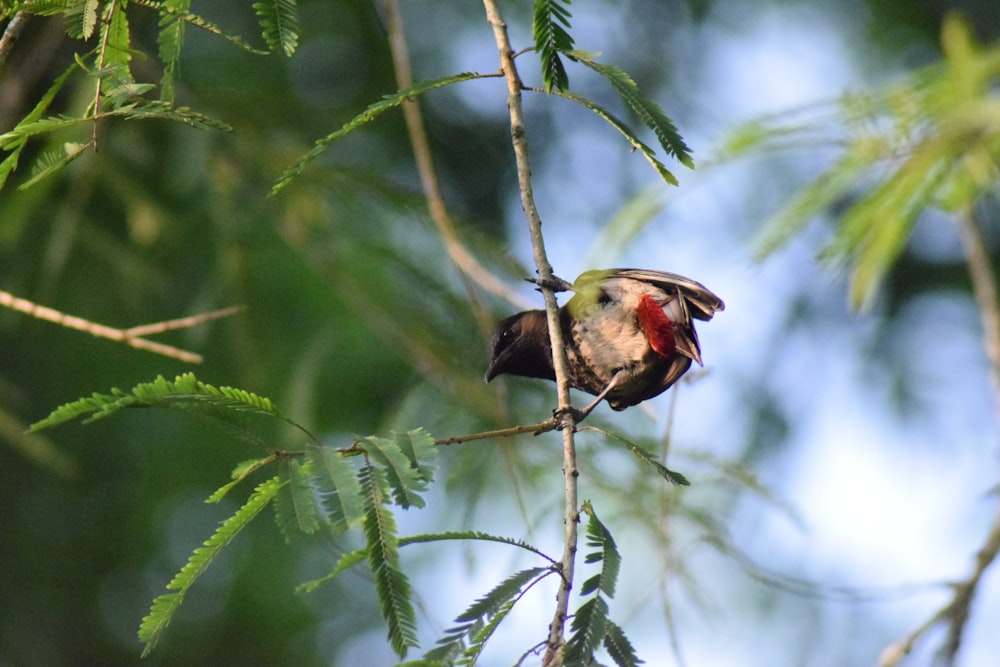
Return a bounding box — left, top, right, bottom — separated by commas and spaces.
601, 268, 725, 321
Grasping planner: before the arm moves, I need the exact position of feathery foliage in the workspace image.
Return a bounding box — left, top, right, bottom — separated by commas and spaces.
581, 425, 689, 485
270, 71, 483, 195
253, 0, 299, 57
308, 443, 365, 532
427, 566, 552, 663
0, 0, 281, 189
532, 0, 574, 92
274, 457, 321, 541
573, 52, 694, 170
727, 13, 1000, 309
360, 461, 420, 657
138, 476, 285, 656
565, 502, 641, 667
357, 430, 436, 509
154, 0, 192, 101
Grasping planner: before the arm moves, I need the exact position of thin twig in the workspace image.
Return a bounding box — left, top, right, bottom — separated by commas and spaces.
433, 418, 559, 445
0, 11, 29, 69
481, 2, 581, 664
0, 290, 242, 363
381, 0, 533, 315
881, 205, 1000, 666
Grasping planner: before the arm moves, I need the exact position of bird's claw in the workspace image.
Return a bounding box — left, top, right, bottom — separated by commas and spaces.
552, 405, 586, 429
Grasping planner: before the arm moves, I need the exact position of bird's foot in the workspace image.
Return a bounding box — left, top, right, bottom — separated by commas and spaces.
552, 405, 587, 430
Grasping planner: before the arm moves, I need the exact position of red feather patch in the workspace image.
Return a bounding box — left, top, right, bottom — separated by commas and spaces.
637, 293, 676, 357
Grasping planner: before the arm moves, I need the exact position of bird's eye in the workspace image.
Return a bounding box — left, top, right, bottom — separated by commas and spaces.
501, 327, 515, 341
596, 289, 611, 305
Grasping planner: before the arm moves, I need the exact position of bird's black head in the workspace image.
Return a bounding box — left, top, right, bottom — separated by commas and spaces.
484, 310, 554, 383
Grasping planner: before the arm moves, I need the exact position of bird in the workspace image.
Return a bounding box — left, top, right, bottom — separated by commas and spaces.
485, 268, 724, 417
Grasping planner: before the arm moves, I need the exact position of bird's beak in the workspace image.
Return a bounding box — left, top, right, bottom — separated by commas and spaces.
484, 347, 510, 383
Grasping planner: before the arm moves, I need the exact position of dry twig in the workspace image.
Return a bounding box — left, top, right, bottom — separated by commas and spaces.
0, 290, 242, 363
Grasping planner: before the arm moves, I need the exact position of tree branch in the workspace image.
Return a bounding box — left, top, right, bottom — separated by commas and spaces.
0, 290, 242, 363
881, 205, 1000, 666
0, 11, 29, 70
481, 2, 580, 664
381, 0, 534, 315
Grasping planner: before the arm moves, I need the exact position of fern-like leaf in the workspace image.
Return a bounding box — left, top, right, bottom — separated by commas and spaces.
552, 89, 680, 186
253, 0, 299, 57
457, 566, 550, 624
361, 462, 419, 657
308, 443, 365, 531
295, 547, 368, 593
358, 434, 429, 509
155, 0, 192, 101
132, 0, 269, 54
603, 620, 644, 667
580, 502, 621, 598
564, 595, 609, 663
29, 372, 295, 432
271, 71, 481, 195
18, 142, 89, 190
206, 455, 279, 503
532, 0, 574, 92
461, 596, 518, 665
426, 567, 551, 662
274, 457, 320, 541
138, 476, 284, 656
399, 531, 556, 564
392, 428, 437, 482
573, 53, 693, 170
81, 0, 99, 39
98, 1, 134, 78
581, 426, 689, 486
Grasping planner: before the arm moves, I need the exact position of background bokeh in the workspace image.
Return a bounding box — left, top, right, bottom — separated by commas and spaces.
1, 1, 999, 665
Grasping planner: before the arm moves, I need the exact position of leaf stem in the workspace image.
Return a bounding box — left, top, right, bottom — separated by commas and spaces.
482, 2, 580, 663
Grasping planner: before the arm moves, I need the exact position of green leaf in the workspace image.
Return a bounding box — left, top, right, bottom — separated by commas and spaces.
532, 0, 574, 92
307, 443, 365, 531
456, 566, 550, 623
274, 457, 320, 541
461, 597, 518, 665
580, 502, 621, 598
82, 0, 99, 40
358, 434, 428, 509
98, 0, 134, 75
427, 567, 551, 663
399, 531, 556, 564
271, 71, 482, 195
138, 476, 284, 656
296, 547, 368, 593
361, 462, 419, 657
580, 426, 689, 485
573, 52, 694, 170
603, 620, 645, 667
551, 89, 680, 186
17, 141, 89, 190
155, 0, 192, 102
253, 0, 299, 57
29, 372, 300, 434
205, 455, 278, 503
564, 595, 609, 664
392, 428, 437, 483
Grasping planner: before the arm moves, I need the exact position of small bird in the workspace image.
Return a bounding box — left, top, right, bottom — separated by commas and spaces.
485, 268, 724, 417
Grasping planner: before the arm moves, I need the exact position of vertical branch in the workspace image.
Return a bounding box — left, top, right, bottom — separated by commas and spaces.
481, 1, 580, 664
381, 0, 532, 316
